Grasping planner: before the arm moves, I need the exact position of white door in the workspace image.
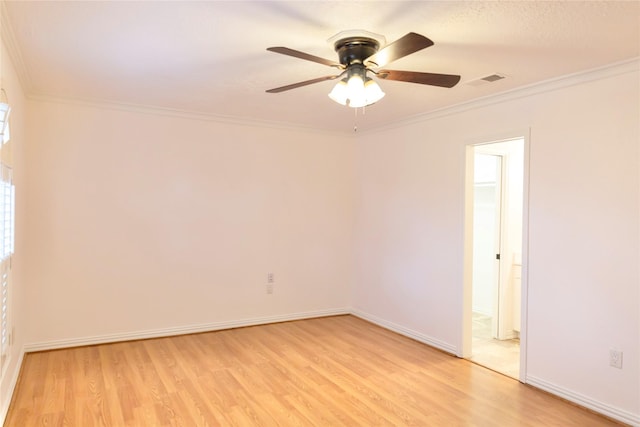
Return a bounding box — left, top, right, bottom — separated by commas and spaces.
471, 153, 503, 338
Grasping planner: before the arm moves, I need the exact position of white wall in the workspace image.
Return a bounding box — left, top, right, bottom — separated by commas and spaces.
353, 64, 639, 421
24, 101, 355, 344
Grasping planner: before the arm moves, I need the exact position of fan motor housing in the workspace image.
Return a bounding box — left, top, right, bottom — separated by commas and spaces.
334, 37, 379, 66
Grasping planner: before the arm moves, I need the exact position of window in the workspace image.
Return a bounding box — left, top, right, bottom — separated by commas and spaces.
0, 165, 14, 376
0, 94, 13, 376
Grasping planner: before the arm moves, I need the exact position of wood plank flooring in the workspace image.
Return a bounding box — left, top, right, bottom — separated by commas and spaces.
5, 315, 622, 426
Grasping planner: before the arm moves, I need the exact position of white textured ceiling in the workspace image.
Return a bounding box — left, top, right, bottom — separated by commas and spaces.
3, 1, 639, 133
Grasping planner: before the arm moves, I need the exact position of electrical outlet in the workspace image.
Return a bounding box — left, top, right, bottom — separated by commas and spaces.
609, 349, 623, 369
267, 273, 274, 283
266, 283, 274, 294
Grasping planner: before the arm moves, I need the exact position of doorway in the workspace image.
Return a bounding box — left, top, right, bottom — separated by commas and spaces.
463, 137, 526, 380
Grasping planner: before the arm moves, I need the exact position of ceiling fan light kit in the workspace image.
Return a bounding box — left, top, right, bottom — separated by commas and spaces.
327, 64, 385, 108
266, 30, 461, 108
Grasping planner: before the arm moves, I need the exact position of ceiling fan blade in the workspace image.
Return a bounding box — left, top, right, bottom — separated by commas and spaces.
266, 75, 341, 93
377, 70, 461, 88
364, 33, 434, 68
267, 47, 342, 68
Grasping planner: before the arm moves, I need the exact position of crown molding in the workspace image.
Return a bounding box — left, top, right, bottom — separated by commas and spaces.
0, 1, 32, 94
27, 93, 352, 138
14, 56, 640, 139
0, 1, 350, 137
359, 57, 640, 135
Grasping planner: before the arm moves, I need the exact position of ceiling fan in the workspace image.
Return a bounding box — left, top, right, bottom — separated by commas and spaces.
266, 31, 461, 108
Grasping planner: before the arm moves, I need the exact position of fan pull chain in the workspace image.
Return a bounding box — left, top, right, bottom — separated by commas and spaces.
353, 106, 358, 132
353, 106, 366, 132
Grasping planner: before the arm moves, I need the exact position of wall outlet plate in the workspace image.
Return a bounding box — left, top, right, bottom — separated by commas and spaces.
609, 349, 623, 369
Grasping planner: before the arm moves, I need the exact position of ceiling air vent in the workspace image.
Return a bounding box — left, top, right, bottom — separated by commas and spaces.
466, 73, 507, 86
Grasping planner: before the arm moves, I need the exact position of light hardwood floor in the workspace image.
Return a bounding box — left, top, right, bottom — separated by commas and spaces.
5, 315, 622, 426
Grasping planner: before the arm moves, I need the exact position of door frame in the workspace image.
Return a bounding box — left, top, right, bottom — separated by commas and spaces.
461, 130, 530, 383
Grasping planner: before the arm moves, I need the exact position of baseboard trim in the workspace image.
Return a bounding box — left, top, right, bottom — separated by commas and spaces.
526, 375, 640, 426
23, 308, 350, 353
350, 309, 458, 355
1, 347, 25, 426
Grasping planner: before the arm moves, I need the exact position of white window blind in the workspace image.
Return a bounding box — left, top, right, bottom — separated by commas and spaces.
0, 163, 14, 375
0, 167, 15, 260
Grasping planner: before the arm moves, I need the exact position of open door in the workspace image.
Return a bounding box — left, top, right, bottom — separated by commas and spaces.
464, 138, 525, 380
471, 153, 503, 338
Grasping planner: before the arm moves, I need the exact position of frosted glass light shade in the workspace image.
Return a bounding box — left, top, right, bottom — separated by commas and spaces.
328, 79, 348, 105
346, 74, 366, 107
364, 79, 385, 105
328, 72, 385, 108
